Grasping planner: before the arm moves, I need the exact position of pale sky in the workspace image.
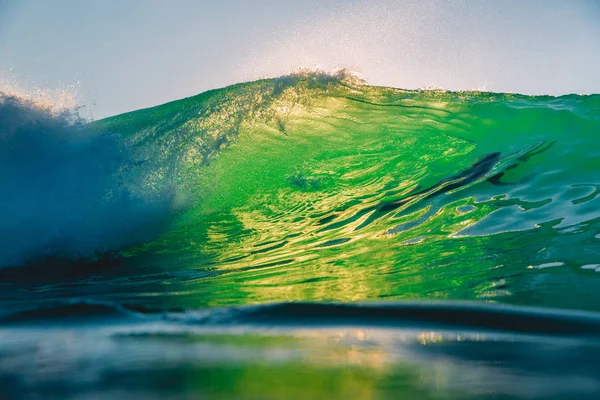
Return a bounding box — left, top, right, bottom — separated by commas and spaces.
1, 0, 599, 119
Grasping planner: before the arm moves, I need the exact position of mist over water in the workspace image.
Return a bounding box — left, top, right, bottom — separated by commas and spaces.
0, 93, 175, 267
233, 0, 600, 98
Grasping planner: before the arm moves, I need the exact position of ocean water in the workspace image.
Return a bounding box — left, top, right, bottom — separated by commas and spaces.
1, 72, 600, 399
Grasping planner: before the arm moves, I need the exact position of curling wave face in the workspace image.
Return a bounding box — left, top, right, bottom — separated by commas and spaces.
2, 71, 600, 312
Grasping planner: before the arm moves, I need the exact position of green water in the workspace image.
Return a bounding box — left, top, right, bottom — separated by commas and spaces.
3, 72, 600, 399
89, 72, 600, 311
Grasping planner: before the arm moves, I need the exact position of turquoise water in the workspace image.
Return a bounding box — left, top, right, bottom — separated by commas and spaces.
1, 72, 600, 398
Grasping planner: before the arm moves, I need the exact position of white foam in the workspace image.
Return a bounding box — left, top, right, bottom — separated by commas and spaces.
529, 262, 565, 270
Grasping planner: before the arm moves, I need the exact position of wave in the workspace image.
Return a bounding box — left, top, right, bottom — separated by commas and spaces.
2, 71, 600, 313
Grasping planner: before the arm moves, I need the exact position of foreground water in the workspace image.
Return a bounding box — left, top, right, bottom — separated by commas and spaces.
1, 72, 600, 398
